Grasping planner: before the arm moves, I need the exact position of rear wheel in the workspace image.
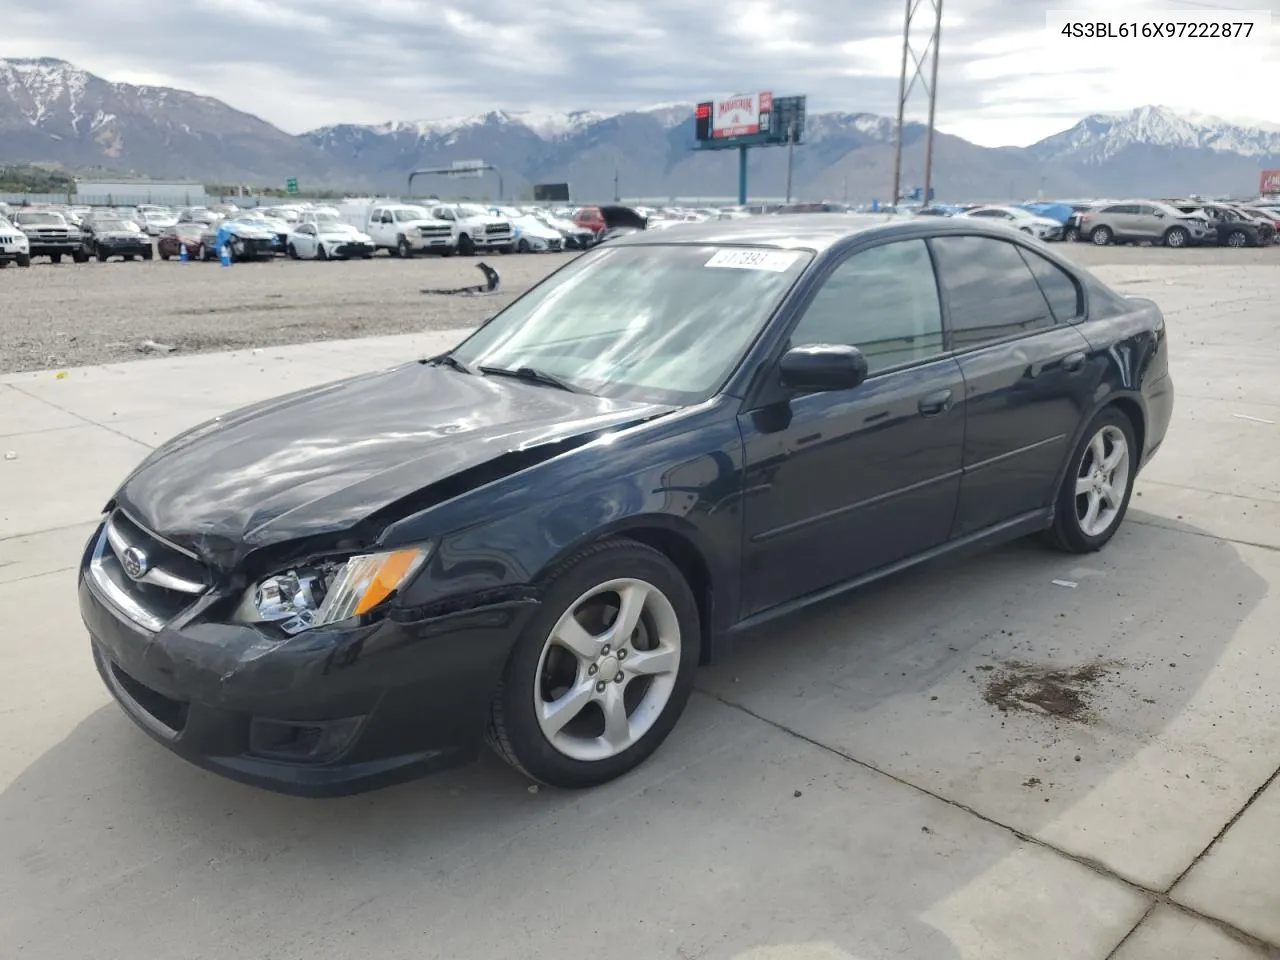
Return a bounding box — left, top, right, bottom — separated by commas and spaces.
1090, 226, 1113, 246
1042, 407, 1136, 554
486, 539, 700, 788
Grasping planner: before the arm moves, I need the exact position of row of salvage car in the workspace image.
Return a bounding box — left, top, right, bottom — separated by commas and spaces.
0, 198, 615, 267
913, 198, 1280, 248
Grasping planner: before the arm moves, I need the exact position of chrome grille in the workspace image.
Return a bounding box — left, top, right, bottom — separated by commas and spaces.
418, 224, 451, 237
485, 222, 512, 237
88, 511, 209, 632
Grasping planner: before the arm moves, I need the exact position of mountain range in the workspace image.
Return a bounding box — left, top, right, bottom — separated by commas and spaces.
2, 57, 1277, 201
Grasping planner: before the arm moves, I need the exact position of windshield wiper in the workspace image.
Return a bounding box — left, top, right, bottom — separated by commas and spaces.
422, 352, 476, 375
479, 365, 583, 393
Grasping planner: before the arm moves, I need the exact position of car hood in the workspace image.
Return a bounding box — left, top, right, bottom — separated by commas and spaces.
113, 362, 674, 570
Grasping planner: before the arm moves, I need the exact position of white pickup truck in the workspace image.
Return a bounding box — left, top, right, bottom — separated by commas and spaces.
424, 203, 515, 256
365, 203, 458, 257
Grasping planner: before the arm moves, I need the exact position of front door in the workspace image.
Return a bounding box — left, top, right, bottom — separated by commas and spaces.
739, 237, 966, 616
927, 234, 1097, 535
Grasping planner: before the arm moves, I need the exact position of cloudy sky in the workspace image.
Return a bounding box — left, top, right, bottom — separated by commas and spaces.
4, 0, 1277, 144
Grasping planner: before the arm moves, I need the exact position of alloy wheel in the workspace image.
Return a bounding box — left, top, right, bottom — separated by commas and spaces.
1075, 424, 1130, 538
533, 577, 681, 762
1227, 231, 1247, 248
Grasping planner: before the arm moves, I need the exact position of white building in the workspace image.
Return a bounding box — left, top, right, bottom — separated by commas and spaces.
74, 180, 208, 206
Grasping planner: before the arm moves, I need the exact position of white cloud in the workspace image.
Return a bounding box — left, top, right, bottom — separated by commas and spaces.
1, 0, 1275, 144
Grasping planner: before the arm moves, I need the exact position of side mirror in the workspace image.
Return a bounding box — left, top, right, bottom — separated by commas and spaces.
779, 344, 869, 392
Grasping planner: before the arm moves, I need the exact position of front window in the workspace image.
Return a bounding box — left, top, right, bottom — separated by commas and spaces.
16, 212, 64, 225
457, 204, 487, 217
450, 244, 812, 405
394, 208, 429, 222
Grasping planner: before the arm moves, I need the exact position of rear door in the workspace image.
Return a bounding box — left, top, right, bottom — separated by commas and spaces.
928, 234, 1095, 536
738, 237, 966, 614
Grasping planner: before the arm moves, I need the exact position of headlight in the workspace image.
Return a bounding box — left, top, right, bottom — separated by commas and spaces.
237, 546, 430, 634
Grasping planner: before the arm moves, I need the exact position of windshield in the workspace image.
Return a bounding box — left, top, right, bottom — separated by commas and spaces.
394, 208, 429, 222
451, 244, 811, 405
176, 224, 205, 236
16, 212, 64, 225
458, 204, 487, 217
311, 211, 339, 223
96, 219, 130, 230
322, 222, 357, 233
496, 206, 522, 218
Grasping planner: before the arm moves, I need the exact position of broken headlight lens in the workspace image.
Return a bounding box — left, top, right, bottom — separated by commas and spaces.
240, 546, 431, 635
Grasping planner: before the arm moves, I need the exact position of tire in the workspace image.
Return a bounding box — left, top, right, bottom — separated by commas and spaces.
73, 249, 89, 263
517, 238, 531, 253
142, 247, 153, 261
1089, 226, 1113, 246
1042, 407, 1137, 554
287, 243, 298, 259
317, 244, 328, 261
498, 243, 515, 254
16, 254, 30, 268
440, 246, 456, 257
486, 538, 701, 788
96, 246, 108, 262
160, 251, 171, 261
1162, 226, 1189, 248
1226, 230, 1248, 248
457, 233, 476, 256
396, 236, 413, 258
50, 252, 62, 264
1064, 227, 1079, 243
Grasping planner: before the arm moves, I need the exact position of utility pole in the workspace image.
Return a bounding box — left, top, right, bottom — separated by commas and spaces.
613, 167, 620, 202
891, 0, 944, 208
784, 122, 796, 203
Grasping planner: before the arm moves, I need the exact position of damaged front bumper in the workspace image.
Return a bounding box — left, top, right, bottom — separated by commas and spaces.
78, 522, 538, 796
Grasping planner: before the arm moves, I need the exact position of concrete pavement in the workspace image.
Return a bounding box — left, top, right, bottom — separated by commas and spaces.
1, 263, 1278, 959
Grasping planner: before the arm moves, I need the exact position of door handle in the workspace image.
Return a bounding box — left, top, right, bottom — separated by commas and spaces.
1062, 351, 1086, 373
918, 389, 953, 417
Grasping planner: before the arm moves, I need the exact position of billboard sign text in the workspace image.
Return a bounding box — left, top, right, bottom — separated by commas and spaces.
1261, 169, 1280, 195
713, 91, 773, 140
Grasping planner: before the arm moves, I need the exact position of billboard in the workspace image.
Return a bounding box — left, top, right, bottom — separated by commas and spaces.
694, 94, 805, 150
533, 182, 570, 202
1262, 169, 1280, 195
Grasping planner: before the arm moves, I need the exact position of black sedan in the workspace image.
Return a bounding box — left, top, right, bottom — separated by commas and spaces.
80, 216, 153, 261
79, 216, 1174, 796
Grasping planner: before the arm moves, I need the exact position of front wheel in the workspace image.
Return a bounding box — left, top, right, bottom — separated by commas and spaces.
1090, 226, 1113, 246
486, 539, 700, 788
73, 249, 88, 263
457, 233, 475, 256
50, 252, 62, 264
396, 236, 413, 258
1226, 230, 1248, 248
16, 254, 30, 267
287, 243, 299, 259
1042, 407, 1137, 554
1064, 227, 1079, 243
316, 243, 328, 260
96, 246, 108, 262
1163, 226, 1189, 248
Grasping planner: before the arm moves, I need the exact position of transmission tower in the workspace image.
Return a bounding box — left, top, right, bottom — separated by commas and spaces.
890, 0, 943, 207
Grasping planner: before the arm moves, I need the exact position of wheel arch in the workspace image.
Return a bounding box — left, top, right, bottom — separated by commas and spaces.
547, 514, 728, 667
1049, 391, 1148, 507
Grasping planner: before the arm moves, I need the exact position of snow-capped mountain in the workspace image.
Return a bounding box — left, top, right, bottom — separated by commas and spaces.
1, 57, 1276, 198
0, 57, 330, 182
1029, 105, 1280, 164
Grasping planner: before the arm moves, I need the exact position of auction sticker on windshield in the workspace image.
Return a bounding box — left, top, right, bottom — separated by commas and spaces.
704, 249, 800, 271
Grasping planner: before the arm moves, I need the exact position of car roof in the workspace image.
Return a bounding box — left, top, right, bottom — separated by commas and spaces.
604, 213, 1043, 253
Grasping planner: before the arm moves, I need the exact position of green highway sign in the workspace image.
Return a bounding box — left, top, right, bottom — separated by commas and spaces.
286, 177, 298, 194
